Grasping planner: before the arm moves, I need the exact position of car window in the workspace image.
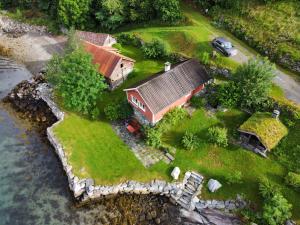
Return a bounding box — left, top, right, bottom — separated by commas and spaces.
216, 41, 222, 45
224, 42, 232, 49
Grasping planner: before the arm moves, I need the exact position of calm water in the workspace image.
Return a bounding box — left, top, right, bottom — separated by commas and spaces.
0, 58, 108, 225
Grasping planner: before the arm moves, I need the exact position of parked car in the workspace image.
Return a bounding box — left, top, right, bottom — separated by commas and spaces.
212, 37, 238, 57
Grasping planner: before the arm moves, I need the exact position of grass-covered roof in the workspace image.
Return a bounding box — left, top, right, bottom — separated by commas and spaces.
239, 112, 288, 150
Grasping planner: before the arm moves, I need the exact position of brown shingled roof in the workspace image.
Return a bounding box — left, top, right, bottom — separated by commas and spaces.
76, 31, 110, 46
84, 41, 135, 78
124, 59, 212, 113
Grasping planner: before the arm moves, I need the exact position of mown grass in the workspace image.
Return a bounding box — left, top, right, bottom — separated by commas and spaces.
53, 113, 167, 185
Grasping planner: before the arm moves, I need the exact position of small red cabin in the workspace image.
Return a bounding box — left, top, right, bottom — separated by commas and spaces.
124, 59, 212, 125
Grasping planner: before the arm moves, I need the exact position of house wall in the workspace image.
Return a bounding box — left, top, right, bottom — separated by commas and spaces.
126, 84, 205, 125
126, 90, 153, 123
109, 60, 134, 89
104, 35, 117, 47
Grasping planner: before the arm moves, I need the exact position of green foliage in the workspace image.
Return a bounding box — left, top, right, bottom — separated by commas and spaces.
145, 108, 188, 148
216, 82, 239, 108
259, 179, 281, 199
46, 35, 107, 117
262, 193, 292, 225
225, 171, 243, 184
233, 58, 275, 109
285, 172, 300, 189
258, 179, 292, 225
58, 0, 91, 28
104, 101, 133, 121
144, 127, 162, 148
199, 51, 210, 65
182, 131, 198, 150
116, 33, 142, 47
190, 96, 205, 108
154, 0, 182, 23
208, 126, 228, 147
141, 39, 167, 59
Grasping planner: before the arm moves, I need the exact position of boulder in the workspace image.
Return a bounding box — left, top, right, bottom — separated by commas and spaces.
171, 167, 180, 180
207, 179, 222, 192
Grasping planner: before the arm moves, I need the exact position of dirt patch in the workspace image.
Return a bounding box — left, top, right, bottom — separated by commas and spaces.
0, 43, 12, 56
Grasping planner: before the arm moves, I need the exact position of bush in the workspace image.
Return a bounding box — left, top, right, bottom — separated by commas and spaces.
259, 179, 281, 199
142, 39, 167, 59
225, 171, 243, 184
158, 107, 188, 131
190, 96, 205, 108
116, 33, 142, 47
285, 172, 300, 189
262, 193, 292, 225
182, 131, 198, 150
104, 101, 132, 121
207, 126, 228, 147
199, 51, 210, 65
144, 127, 162, 148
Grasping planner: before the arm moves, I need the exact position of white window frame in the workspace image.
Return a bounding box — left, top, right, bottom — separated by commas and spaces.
131, 96, 139, 106
131, 95, 146, 112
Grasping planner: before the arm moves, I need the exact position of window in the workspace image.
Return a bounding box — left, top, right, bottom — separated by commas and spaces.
131, 96, 138, 106
131, 96, 146, 111
138, 102, 145, 111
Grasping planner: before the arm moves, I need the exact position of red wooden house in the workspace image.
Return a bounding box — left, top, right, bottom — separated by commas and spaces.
124, 59, 212, 125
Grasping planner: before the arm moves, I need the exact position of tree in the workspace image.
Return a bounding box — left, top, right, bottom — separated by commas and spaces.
142, 39, 167, 59
208, 126, 228, 147
233, 57, 275, 109
58, 0, 91, 28
95, 0, 125, 30
145, 127, 162, 148
154, 0, 182, 23
46, 46, 107, 118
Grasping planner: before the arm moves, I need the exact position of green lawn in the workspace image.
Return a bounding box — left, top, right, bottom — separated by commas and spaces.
114, 5, 241, 71
53, 113, 167, 185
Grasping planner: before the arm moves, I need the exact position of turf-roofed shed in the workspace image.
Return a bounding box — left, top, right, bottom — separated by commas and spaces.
238, 112, 288, 156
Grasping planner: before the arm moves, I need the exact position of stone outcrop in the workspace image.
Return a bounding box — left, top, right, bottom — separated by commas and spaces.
0, 14, 47, 37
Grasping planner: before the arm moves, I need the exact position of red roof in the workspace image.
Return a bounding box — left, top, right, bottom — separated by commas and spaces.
84, 41, 135, 78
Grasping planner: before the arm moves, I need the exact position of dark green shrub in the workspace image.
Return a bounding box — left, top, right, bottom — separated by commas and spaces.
116, 33, 142, 47
259, 179, 281, 199
142, 39, 167, 59
208, 126, 228, 147
285, 172, 300, 189
182, 131, 198, 150
104, 101, 133, 121
225, 171, 243, 184
190, 96, 205, 108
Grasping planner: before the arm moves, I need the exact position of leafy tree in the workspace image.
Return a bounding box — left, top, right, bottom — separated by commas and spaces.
208, 126, 228, 147
262, 193, 292, 225
58, 0, 92, 28
182, 131, 198, 150
142, 39, 167, 59
154, 0, 182, 23
232, 57, 275, 109
95, 0, 125, 30
46, 40, 107, 118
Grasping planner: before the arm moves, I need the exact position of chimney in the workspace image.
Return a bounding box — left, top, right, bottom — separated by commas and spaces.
165, 62, 171, 72
272, 109, 280, 120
